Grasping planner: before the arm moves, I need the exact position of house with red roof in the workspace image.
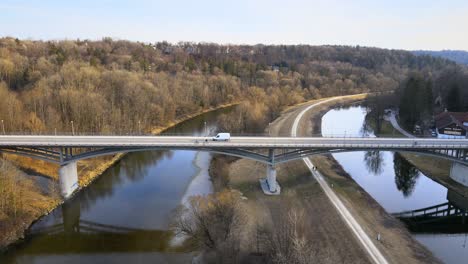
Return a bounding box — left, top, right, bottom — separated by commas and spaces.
434, 111, 468, 139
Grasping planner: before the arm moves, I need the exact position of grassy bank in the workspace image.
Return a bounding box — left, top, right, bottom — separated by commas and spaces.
373, 117, 468, 198
209, 95, 440, 263
0, 101, 239, 251
210, 95, 377, 263
307, 101, 439, 263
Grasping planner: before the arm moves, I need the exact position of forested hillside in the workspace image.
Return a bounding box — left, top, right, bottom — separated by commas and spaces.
396, 61, 468, 131
413, 50, 468, 65
0, 38, 458, 134
0, 37, 466, 249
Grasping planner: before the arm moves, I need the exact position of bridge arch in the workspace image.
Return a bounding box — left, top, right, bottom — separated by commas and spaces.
2, 144, 468, 198
1, 146, 468, 167
273, 148, 468, 166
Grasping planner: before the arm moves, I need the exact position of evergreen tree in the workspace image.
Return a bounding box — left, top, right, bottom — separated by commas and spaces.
398, 74, 434, 130
446, 84, 462, 111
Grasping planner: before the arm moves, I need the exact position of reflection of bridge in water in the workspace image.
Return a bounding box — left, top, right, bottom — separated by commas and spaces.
23, 202, 176, 255
394, 190, 468, 234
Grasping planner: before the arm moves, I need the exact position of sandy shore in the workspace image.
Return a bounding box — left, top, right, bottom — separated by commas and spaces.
181, 151, 214, 205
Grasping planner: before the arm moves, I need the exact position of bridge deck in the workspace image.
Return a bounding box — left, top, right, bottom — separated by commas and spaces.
0, 135, 467, 149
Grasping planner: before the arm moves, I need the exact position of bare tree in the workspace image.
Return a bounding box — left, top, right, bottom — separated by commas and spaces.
266, 203, 315, 264
172, 190, 248, 263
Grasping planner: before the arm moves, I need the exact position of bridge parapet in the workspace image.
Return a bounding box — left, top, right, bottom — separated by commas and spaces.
2, 136, 468, 198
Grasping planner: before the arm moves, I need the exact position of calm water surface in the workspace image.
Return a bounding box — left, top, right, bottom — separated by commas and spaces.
0, 107, 233, 264
321, 105, 468, 264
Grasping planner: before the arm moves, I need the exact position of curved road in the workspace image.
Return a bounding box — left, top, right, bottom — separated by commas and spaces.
291, 96, 390, 264
386, 111, 415, 138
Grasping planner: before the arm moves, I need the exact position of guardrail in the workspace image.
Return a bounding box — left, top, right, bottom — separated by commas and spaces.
1, 131, 468, 139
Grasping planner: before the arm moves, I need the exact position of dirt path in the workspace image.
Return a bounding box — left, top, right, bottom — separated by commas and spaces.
290, 96, 388, 264
216, 95, 374, 263
301, 99, 441, 264
212, 94, 440, 263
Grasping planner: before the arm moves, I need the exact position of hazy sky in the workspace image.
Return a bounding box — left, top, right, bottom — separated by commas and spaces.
1, 0, 467, 50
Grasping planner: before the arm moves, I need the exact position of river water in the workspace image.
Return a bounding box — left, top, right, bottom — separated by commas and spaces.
3, 104, 468, 263
321, 105, 468, 264
0, 107, 232, 264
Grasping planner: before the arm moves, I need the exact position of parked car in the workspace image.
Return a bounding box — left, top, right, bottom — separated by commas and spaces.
212, 133, 230, 141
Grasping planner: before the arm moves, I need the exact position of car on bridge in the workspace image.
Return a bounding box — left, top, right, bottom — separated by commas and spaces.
212, 133, 230, 141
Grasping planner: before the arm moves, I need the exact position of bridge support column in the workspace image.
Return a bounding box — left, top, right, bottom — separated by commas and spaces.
266, 164, 278, 192
259, 149, 281, 195
59, 161, 79, 198
450, 163, 468, 187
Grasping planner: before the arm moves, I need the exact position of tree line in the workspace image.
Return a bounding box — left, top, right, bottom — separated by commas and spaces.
0, 37, 463, 252
0, 37, 458, 134
395, 65, 468, 131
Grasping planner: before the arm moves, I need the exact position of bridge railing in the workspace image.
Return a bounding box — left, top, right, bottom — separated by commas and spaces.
2, 131, 466, 139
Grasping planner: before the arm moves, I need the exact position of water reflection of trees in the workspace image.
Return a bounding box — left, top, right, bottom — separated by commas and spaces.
360, 122, 374, 137
79, 150, 171, 211
393, 153, 420, 197
364, 150, 385, 175
76, 107, 234, 214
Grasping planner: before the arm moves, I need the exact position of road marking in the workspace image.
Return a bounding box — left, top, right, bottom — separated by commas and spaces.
291, 96, 389, 264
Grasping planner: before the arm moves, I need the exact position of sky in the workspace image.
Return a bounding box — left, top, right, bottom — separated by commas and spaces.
1, 0, 467, 51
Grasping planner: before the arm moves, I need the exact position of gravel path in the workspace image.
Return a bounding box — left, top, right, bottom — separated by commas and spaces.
292, 95, 389, 264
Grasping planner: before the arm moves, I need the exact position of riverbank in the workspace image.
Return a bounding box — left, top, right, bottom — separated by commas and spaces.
181, 151, 214, 205
210, 95, 374, 263
306, 99, 439, 263
0, 101, 239, 251
377, 115, 468, 198
209, 95, 440, 263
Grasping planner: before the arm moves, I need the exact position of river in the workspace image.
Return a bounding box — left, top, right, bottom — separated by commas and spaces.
321, 105, 468, 264
3, 104, 468, 263
0, 107, 233, 264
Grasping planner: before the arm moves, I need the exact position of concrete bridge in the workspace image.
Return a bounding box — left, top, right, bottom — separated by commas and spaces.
394, 190, 468, 234
1, 135, 468, 197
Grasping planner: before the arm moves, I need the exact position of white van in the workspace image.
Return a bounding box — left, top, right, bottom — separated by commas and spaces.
212, 133, 231, 141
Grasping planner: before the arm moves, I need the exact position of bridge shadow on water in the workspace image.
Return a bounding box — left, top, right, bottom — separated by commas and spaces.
394, 189, 468, 234
360, 149, 468, 234
0, 200, 192, 264
36, 200, 188, 254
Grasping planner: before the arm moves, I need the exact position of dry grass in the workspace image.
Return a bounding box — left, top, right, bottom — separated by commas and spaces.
299, 96, 441, 263
3, 155, 59, 180
221, 156, 373, 263
0, 160, 60, 248
0, 103, 241, 251
210, 94, 440, 263
401, 153, 468, 198
374, 120, 467, 198
311, 155, 440, 264
209, 95, 380, 263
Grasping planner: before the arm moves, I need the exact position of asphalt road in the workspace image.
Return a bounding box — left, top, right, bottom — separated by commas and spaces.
291, 96, 390, 264
386, 111, 415, 138
0, 135, 466, 150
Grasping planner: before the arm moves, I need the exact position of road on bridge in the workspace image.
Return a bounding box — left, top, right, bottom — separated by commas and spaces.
0, 135, 466, 149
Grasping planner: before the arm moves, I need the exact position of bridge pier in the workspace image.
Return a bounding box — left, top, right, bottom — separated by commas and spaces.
449, 163, 468, 187
59, 161, 79, 198
266, 164, 278, 192
260, 149, 281, 195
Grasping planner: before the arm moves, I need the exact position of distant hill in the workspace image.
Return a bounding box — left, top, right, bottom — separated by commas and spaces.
413, 50, 468, 65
